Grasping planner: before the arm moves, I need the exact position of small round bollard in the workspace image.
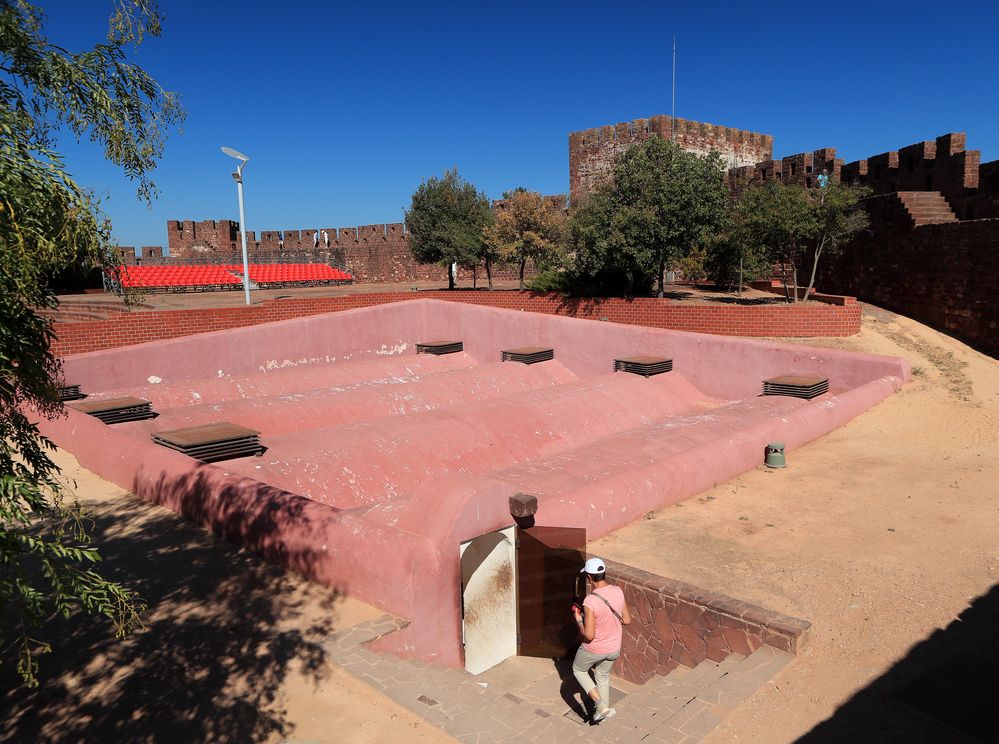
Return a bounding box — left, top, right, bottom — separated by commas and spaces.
765, 442, 786, 469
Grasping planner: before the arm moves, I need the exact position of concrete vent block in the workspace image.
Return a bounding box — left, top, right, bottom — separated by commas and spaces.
152, 421, 265, 462
416, 340, 463, 355
762, 375, 829, 399
68, 396, 154, 424
59, 384, 87, 401
614, 356, 673, 376
501, 347, 554, 364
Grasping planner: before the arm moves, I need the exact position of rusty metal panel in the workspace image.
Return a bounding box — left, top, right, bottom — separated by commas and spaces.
517, 527, 586, 659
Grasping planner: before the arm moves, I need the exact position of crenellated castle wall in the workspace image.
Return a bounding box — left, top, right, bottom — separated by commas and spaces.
155, 219, 538, 284
569, 115, 773, 202
727, 132, 999, 222
120, 117, 999, 351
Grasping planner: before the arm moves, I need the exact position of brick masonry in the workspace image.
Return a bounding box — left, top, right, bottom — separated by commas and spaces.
818, 210, 999, 358
725, 131, 999, 357
50, 291, 862, 357
112, 121, 999, 360
569, 115, 773, 203
126, 219, 536, 284
604, 559, 810, 685
730, 131, 999, 223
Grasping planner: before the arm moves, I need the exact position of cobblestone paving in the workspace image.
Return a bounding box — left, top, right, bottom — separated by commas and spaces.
316, 615, 794, 744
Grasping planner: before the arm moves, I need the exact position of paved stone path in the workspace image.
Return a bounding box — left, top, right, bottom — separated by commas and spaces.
314, 615, 794, 744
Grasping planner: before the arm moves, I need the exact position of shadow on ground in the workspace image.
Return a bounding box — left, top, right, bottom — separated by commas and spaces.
800, 582, 999, 743
548, 288, 788, 317
1, 495, 342, 744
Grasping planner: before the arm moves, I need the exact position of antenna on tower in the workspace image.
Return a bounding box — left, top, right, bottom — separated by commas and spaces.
671, 36, 677, 140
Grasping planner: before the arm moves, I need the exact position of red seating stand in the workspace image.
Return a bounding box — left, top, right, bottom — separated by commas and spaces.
112, 263, 353, 293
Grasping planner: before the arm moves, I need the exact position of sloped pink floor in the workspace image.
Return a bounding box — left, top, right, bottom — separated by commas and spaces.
42, 300, 908, 666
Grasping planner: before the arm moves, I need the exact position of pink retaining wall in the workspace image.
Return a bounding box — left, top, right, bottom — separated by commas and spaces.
50, 290, 862, 357
44, 300, 907, 667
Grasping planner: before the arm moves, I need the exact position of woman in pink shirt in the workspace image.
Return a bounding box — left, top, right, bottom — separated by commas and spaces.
571, 557, 632, 722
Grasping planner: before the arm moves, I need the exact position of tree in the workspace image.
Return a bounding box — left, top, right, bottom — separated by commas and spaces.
729, 180, 868, 302
1, 0, 183, 686
568, 136, 728, 297
566, 183, 650, 297
704, 221, 773, 293
483, 188, 566, 290
800, 182, 869, 300
405, 169, 493, 290
727, 180, 814, 301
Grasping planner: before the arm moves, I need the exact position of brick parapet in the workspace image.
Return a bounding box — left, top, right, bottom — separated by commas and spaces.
836, 132, 998, 220
159, 217, 547, 284
728, 147, 844, 193
818, 215, 999, 357
603, 559, 810, 684
725, 133, 999, 223
50, 291, 861, 357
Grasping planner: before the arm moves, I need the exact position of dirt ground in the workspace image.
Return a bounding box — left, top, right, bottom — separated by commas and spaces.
59, 280, 782, 312
0, 455, 454, 744
5, 303, 997, 742
593, 305, 999, 741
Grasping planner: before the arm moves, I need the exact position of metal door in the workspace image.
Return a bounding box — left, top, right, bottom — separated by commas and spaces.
516, 527, 586, 659
460, 526, 518, 675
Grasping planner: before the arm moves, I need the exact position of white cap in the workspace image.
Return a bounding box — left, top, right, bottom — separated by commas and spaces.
580, 557, 606, 575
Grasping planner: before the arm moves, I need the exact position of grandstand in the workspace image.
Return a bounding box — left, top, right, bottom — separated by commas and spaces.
109, 263, 353, 293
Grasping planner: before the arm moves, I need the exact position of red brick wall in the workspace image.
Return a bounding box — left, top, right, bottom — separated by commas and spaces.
838, 132, 998, 221
605, 560, 809, 684
50, 291, 861, 357
728, 147, 843, 193
159, 220, 535, 284
818, 215, 999, 357
570, 115, 773, 202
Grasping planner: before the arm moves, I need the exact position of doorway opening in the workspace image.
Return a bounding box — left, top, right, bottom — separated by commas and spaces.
460, 525, 586, 674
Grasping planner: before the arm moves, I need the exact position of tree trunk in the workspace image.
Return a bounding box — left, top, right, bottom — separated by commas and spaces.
519, 259, 526, 291
485, 255, 493, 290
657, 255, 665, 299
781, 254, 792, 303
792, 264, 799, 302
448, 262, 455, 290
803, 236, 827, 303
472, 266, 477, 289
738, 253, 743, 297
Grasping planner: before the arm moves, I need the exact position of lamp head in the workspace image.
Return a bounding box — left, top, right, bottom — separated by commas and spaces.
221, 146, 250, 163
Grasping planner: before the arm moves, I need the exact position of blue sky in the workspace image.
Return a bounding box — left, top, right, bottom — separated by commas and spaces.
43, 1, 999, 251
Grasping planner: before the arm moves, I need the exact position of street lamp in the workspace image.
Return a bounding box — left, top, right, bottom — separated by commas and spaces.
221, 146, 252, 305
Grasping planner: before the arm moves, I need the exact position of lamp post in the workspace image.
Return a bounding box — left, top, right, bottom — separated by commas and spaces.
221, 146, 252, 305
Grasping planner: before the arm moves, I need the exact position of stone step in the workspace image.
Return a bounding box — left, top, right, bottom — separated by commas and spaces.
629, 647, 795, 741
896, 191, 958, 226
689, 646, 793, 718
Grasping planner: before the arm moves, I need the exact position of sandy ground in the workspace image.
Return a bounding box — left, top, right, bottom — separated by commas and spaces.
593, 305, 999, 741
58, 280, 782, 312
5, 303, 996, 742
0, 454, 454, 744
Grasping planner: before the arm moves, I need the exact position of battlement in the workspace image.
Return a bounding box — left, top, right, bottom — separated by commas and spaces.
727, 148, 844, 192
166, 219, 239, 256
167, 221, 411, 258
569, 115, 773, 201
569, 115, 772, 153
839, 133, 990, 219
725, 132, 999, 220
